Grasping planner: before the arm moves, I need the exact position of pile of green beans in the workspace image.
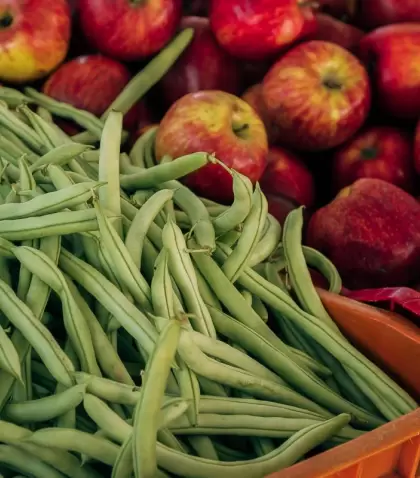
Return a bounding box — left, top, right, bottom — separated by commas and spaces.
0, 34, 416, 478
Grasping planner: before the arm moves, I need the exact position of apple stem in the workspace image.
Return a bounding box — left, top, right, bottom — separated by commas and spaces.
232, 123, 250, 137
129, 0, 145, 5
0, 11, 13, 29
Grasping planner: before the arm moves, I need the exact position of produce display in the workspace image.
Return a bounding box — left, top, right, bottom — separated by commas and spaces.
0, 0, 419, 477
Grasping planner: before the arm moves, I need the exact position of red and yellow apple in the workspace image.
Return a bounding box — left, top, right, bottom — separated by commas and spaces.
241, 84, 280, 145
262, 40, 371, 151
332, 126, 414, 193
155, 90, 268, 202
358, 24, 420, 120
78, 0, 182, 61
209, 0, 311, 60
260, 147, 315, 207
160, 16, 241, 107
0, 0, 71, 83
307, 178, 420, 289
43, 54, 147, 132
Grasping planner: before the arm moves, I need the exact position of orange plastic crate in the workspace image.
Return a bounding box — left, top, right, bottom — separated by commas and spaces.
267, 289, 420, 478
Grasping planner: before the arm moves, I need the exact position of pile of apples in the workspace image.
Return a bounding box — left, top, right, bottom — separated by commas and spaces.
3, 0, 420, 291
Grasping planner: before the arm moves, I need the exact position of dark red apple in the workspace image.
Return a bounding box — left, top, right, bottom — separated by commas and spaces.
358, 24, 420, 120
43, 54, 146, 132
414, 120, 420, 175
0, 0, 71, 83
160, 16, 241, 107
332, 126, 414, 193
307, 179, 420, 289
241, 84, 280, 145
261, 147, 315, 207
266, 193, 303, 227
210, 0, 311, 60
155, 90, 268, 203
78, 0, 182, 61
355, 0, 420, 30
317, 0, 356, 19
262, 40, 371, 151
304, 13, 364, 52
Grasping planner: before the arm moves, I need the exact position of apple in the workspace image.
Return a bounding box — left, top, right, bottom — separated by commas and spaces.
358, 24, 420, 120
43, 54, 146, 132
266, 193, 307, 227
241, 84, 280, 145
0, 0, 71, 83
303, 13, 364, 52
414, 120, 420, 175
262, 40, 371, 151
260, 147, 315, 207
155, 90, 268, 203
317, 0, 356, 19
78, 0, 182, 61
307, 178, 420, 289
209, 0, 311, 60
332, 126, 414, 193
354, 0, 420, 30
160, 17, 241, 107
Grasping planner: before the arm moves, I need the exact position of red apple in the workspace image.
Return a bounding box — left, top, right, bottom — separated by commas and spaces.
160, 17, 241, 107
241, 84, 280, 145
78, 0, 182, 61
155, 90, 268, 203
262, 40, 371, 151
304, 13, 364, 52
261, 147, 315, 207
43, 54, 146, 132
332, 126, 415, 193
266, 193, 303, 227
307, 179, 420, 289
355, 0, 420, 30
0, 0, 71, 83
414, 120, 420, 174
358, 24, 420, 120
209, 0, 310, 60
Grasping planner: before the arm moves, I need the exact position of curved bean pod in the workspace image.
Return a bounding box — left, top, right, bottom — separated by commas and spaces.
248, 214, 282, 267
29, 143, 93, 171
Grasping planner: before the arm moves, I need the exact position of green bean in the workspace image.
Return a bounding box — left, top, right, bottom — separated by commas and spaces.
0, 87, 33, 107
159, 179, 216, 252
189, 331, 285, 385
59, 249, 158, 358
94, 200, 152, 311
177, 329, 329, 416
0, 125, 36, 157
0, 278, 74, 387
143, 126, 158, 168
133, 319, 181, 478
0, 181, 101, 220
98, 111, 123, 233
83, 393, 132, 444
129, 127, 158, 168
0, 103, 47, 154
212, 443, 249, 462
12, 246, 100, 376
112, 433, 134, 478
121, 153, 210, 191
4, 383, 86, 423
217, 229, 241, 247
24, 428, 119, 466
170, 413, 361, 441
24, 88, 104, 140
160, 397, 190, 428
302, 245, 342, 294
65, 278, 134, 385
0, 325, 21, 381
283, 207, 339, 330
156, 414, 351, 478
0, 208, 98, 240
163, 218, 216, 338
106, 29, 194, 118
125, 189, 174, 269
252, 295, 269, 322
222, 184, 267, 282
213, 170, 253, 235
187, 436, 219, 460
74, 372, 140, 404
29, 143, 93, 171
233, 260, 417, 416
248, 214, 282, 267
0, 445, 65, 478
0, 135, 37, 164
